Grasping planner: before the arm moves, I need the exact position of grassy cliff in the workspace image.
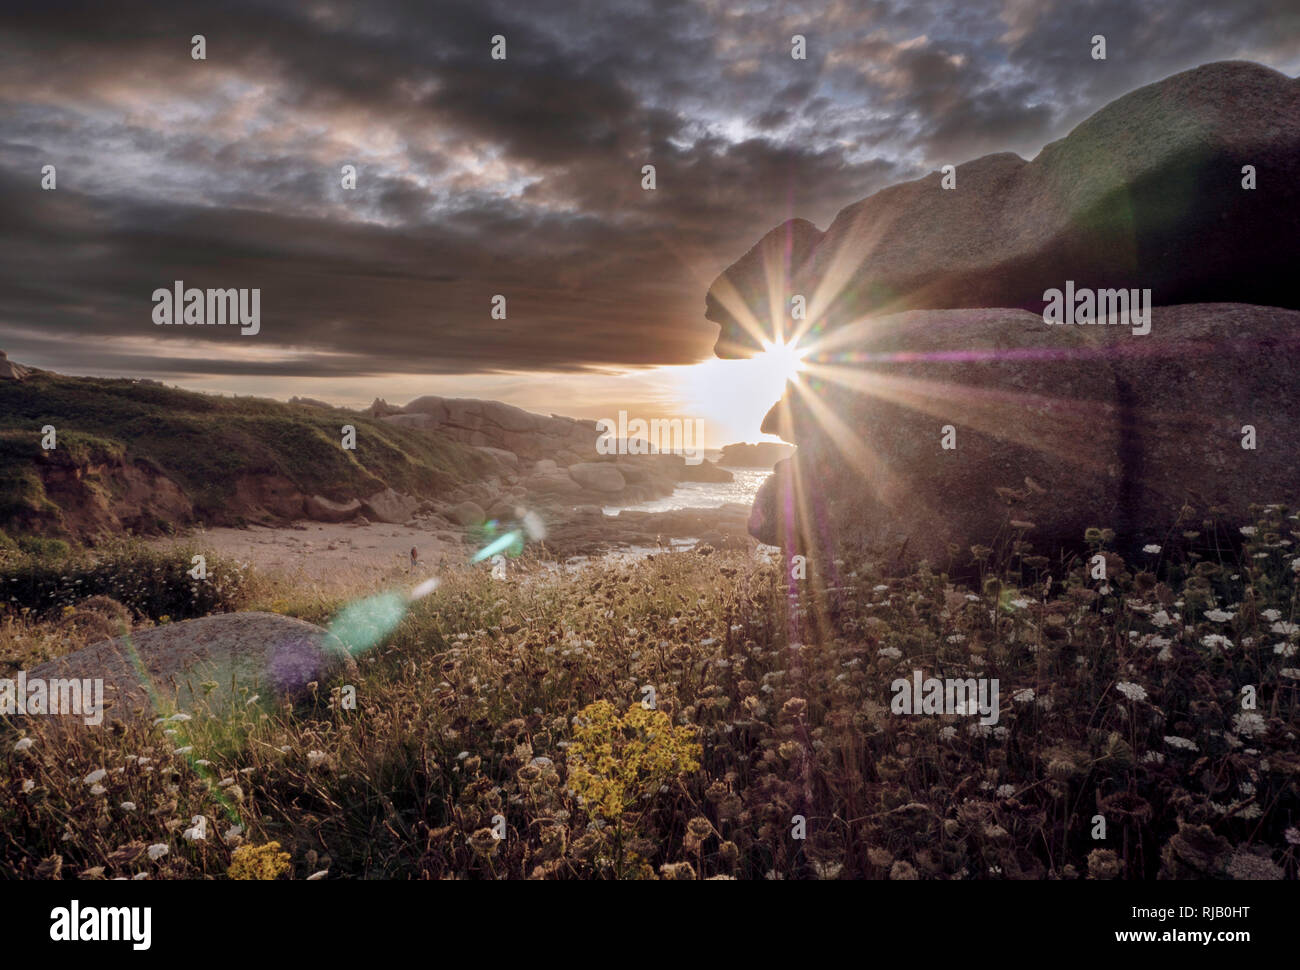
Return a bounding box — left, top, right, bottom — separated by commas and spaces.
0, 370, 489, 537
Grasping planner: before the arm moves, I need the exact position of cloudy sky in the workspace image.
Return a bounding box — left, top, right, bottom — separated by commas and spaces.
1, 0, 1297, 441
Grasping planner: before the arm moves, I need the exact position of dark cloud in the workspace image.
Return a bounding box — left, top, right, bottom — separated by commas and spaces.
0, 0, 1296, 380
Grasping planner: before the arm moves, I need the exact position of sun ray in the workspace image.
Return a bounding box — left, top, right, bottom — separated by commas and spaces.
802, 361, 1120, 469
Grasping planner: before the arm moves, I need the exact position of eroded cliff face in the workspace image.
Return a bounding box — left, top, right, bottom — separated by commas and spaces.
13, 451, 196, 538
707, 62, 1300, 569
748, 304, 1300, 569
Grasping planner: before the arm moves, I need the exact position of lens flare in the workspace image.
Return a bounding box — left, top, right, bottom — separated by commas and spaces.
327, 591, 407, 656
471, 529, 523, 563
409, 576, 441, 601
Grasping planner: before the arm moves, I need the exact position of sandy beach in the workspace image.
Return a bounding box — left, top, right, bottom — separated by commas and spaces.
152, 520, 474, 589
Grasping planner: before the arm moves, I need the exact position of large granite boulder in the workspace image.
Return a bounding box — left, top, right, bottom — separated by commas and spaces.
451, 500, 486, 527
473, 446, 520, 471
568, 462, 626, 493
362, 487, 419, 524
24, 612, 356, 723
706, 62, 1300, 356
749, 304, 1300, 568
524, 469, 582, 495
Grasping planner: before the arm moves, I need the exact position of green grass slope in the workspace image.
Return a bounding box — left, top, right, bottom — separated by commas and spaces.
0, 370, 488, 535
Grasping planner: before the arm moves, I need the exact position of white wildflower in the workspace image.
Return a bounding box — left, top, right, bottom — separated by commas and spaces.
1116, 681, 1147, 702
1233, 712, 1267, 738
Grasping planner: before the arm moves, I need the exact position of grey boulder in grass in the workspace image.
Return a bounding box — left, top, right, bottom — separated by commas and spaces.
26, 612, 355, 723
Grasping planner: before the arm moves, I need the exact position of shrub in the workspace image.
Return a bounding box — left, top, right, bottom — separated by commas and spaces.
0, 541, 253, 621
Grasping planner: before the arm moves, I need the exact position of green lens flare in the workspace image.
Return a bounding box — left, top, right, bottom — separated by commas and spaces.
327, 591, 408, 656
471, 529, 523, 563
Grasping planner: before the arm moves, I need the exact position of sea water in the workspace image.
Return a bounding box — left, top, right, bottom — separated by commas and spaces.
601, 466, 771, 515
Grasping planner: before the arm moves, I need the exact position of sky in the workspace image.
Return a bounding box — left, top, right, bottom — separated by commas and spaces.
1, 0, 1298, 445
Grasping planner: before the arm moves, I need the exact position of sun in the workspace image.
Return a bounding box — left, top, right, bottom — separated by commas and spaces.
665, 337, 810, 445
757, 338, 809, 384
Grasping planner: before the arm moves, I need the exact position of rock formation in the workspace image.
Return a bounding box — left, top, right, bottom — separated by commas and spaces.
707, 62, 1300, 568
708, 61, 1300, 356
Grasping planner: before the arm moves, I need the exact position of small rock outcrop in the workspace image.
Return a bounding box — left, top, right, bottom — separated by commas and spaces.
0, 350, 30, 381
719, 442, 797, 467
